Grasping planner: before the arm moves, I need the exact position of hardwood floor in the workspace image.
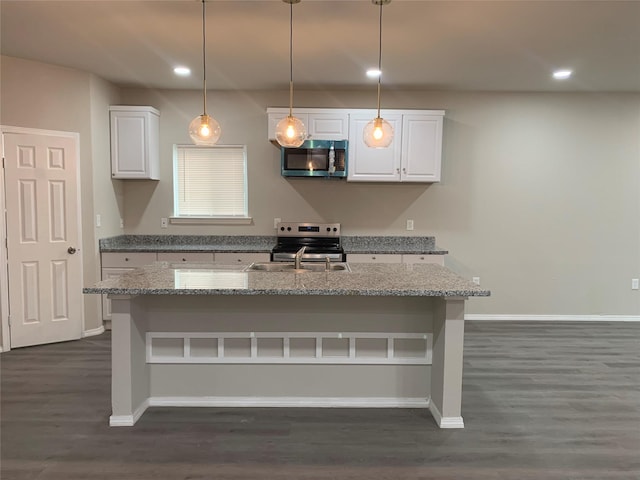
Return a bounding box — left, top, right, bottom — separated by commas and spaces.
2, 321, 639, 479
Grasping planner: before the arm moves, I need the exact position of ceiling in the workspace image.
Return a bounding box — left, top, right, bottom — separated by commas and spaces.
2, 0, 639, 92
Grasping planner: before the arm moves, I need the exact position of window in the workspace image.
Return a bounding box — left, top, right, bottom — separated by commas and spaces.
172, 145, 250, 224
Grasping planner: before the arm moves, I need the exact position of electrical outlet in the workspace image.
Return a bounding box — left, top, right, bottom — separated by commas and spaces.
632, 278, 639, 290
406, 219, 414, 231
472, 277, 481, 285
119, 218, 124, 228
274, 217, 281, 229
95, 214, 101, 228
161, 217, 168, 228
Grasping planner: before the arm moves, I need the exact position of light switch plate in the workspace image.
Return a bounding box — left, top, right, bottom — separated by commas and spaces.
632, 278, 639, 290
406, 219, 414, 231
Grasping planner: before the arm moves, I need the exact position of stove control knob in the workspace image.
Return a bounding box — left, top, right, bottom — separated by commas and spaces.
333, 228, 338, 232
280, 227, 285, 231
326, 227, 331, 232
287, 227, 292, 231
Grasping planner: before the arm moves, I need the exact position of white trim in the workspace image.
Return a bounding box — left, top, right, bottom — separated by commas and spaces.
148, 396, 430, 409
169, 216, 253, 225
428, 402, 464, 429
465, 314, 640, 322
109, 399, 150, 427
83, 325, 105, 338
0, 131, 10, 352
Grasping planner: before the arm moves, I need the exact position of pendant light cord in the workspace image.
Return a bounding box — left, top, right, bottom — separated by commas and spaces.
288, 1, 294, 118
376, 1, 383, 118
202, 0, 207, 116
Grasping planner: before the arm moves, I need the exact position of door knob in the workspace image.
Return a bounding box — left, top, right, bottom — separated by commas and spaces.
67, 247, 77, 254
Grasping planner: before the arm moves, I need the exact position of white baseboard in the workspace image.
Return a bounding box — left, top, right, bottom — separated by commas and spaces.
148, 396, 430, 409
109, 399, 150, 427
428, 402, 464, 429
465, 314, 640, 322
83, 325, 105, 338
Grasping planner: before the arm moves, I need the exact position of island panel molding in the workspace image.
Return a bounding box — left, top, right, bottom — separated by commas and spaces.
146, 331, 432, 365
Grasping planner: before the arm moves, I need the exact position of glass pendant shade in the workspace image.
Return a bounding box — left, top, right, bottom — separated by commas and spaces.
365, 0, 393, 149
189, 0, 221, 146
189, 114, 221, 146
275, 115, 307, 148
363, 116, 393, 148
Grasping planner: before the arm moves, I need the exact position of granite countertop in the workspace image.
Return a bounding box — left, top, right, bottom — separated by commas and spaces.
84, 262, 489, 297
99, 235, 448, 255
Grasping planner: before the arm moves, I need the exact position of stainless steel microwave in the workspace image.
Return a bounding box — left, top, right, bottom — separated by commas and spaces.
281, 140, 348, 178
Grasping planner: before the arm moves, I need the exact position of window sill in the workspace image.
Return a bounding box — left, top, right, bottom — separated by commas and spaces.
169, 216, 253, 225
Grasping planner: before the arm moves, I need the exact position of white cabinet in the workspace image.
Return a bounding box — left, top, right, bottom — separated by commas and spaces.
215, 252, 270, 264
347, 253, 402, 263
109, 106, 160, 180
101, 252, 158, 321
348, 110, 444, 183
347, 112, 402, 182
157, 252, 215, 263
267, 108, 349, 141
347, 253, 445, 265
402, 254, 444, 266
401, 114, 443, 182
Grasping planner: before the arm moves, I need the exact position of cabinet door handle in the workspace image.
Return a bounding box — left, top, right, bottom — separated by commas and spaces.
402, 168, 406, 173
396, 168, 400, 174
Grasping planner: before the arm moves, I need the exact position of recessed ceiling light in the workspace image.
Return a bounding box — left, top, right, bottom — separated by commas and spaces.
173, 66, 191, 77
553, 69, 572, 80
366, 68, 382, 78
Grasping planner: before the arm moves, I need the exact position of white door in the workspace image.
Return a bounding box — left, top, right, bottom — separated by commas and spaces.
3, 132, 83, 348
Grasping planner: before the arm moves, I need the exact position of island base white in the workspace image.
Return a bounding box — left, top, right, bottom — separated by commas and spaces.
109, 294, 467, 429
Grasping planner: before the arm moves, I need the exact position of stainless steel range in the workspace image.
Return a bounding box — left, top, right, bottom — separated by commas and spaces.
271, 222, 345, 262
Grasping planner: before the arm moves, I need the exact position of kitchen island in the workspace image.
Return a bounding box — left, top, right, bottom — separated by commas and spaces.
84, 262, 489, 429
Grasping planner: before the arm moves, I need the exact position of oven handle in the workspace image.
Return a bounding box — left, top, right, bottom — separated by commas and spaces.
271, 252, 344, 262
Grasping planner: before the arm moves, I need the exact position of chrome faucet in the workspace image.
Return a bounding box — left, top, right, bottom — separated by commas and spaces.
294, 246, 306, 270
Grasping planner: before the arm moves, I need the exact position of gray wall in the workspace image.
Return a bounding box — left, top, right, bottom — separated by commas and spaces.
1, 56, 122, 332
1, 55, 639, 327
120, 87, 640, 317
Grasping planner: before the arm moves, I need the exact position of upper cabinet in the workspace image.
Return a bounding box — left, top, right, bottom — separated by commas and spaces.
267, 108, 349, 141
109, 106, 160, 180
348, 110, 444, 183
266, 107, 444, 183
347, 111, 403, 182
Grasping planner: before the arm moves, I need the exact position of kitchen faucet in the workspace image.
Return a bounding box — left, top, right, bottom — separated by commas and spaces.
294, 246, 306, 270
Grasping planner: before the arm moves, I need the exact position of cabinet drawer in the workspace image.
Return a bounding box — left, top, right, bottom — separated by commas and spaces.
402, 254, 444, 266
101, 252, 157, 268
157, 252, 215, 263
215, 252, 270, 265
347, 253, 402, 263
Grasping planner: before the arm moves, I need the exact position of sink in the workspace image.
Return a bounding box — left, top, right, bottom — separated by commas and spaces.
246, 262, 351, 273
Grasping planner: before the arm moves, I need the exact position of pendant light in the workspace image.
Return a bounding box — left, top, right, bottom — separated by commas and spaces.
275, 0, 307, 148
363, 0, 393, 149
189, 0, 221, 145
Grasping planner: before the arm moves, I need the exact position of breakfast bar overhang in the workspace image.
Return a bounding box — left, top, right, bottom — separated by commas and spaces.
84, 262, 490, 429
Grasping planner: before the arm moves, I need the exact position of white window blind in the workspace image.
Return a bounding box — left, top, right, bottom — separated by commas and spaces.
174, 145, 247, 217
